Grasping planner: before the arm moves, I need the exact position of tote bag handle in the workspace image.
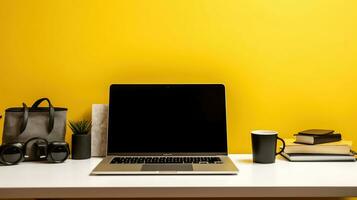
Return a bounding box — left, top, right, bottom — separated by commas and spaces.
20, 98, 55, 133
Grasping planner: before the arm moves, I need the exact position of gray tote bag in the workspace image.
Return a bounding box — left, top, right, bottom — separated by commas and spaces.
2, 98, 67, 160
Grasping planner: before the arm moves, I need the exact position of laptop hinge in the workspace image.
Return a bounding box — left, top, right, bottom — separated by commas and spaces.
107, 152, 228, 156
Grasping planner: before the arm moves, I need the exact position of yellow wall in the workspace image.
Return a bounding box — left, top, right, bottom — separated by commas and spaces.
0, 0, 356, 153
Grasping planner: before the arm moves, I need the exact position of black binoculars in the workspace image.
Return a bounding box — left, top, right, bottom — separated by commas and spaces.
0, 137, 69, 165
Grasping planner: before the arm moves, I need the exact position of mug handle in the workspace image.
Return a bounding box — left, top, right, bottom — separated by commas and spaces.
276, 137, 286, 155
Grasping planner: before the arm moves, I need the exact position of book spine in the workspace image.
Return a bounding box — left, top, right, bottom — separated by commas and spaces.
313, 134, 342, 144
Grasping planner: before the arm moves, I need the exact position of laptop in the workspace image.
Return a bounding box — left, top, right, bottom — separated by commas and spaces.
91, 84, 238, 175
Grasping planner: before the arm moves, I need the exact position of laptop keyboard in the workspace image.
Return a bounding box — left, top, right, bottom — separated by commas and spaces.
110, 156, 223, 164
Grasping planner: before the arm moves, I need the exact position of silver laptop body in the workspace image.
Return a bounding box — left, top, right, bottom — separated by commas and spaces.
91, 84, 238, 175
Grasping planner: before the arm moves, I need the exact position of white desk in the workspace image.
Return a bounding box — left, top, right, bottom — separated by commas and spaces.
0, 154, 356, 198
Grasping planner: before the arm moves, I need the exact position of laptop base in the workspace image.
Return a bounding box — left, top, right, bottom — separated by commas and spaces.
91, 156, 238, 175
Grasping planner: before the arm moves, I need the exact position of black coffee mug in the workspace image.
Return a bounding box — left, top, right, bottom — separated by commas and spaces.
251, 130, 285, 163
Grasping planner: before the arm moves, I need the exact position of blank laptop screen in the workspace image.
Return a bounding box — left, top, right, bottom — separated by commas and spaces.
107, 84, 228, 154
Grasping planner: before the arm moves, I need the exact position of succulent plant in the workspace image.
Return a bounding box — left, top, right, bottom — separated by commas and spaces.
68, 120, 91, 135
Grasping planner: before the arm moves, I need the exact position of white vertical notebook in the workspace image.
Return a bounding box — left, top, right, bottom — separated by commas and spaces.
91, 104, 108, 157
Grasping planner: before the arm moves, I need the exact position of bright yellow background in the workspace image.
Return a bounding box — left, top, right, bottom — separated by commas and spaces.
0, 0, 356, 153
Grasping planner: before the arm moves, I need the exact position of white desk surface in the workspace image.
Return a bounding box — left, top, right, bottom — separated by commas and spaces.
0, 154, 357, 198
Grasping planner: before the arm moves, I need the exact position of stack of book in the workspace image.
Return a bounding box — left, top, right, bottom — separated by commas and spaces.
281, 129, 356, 162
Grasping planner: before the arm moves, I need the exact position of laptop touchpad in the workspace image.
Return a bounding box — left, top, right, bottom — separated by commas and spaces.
141, 164, 193, 171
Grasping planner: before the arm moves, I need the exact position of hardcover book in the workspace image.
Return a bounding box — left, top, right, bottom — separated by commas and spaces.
281, 152, 356, 162
283, 139, 352, 155
298, 129, 335, 135
294, 133, 342, 145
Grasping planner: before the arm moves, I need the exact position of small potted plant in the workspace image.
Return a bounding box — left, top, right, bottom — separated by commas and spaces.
69, 120, 91, 159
